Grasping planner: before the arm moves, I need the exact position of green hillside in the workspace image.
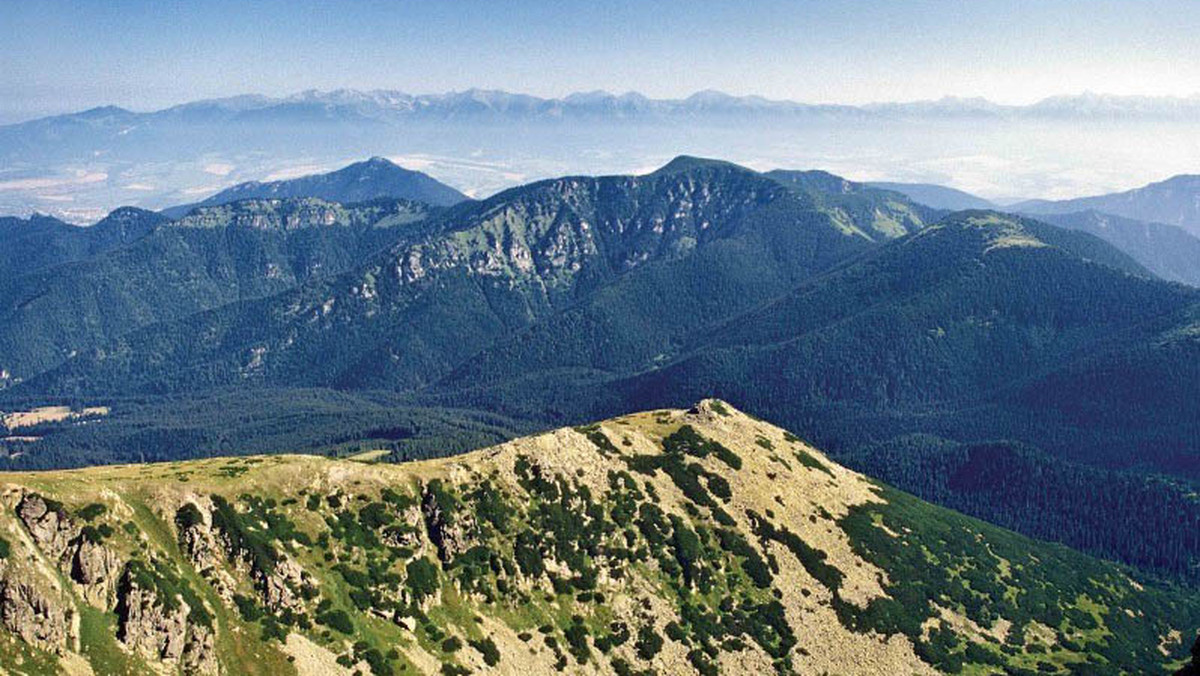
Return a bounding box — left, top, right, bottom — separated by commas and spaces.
0, 402, 1195, 675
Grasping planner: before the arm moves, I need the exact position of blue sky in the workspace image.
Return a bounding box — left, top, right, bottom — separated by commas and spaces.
2, 0, 1199, 122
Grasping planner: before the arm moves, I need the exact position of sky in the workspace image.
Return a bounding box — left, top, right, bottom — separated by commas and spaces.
2, 0, 1200, 123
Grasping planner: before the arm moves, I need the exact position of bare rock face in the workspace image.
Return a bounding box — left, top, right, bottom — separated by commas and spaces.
18, 492, 123, 610
177, 500, 310, 614
17, 493, 79, 564
70, 537, 123, 609
421, 482, 476, 563
0, 575, 75, 654
115, 567, 189, 662
175, 501, 238, 604
254, 555, 309, 612
177, 502, 218, 569
181, 623, 219, 676
382, 505, 424, 549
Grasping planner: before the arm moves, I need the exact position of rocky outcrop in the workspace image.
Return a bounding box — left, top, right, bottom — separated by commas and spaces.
70, 537, 123, 609
181, 623, 219, 676
113, 562, 221, 673
18, 492, 124, 610
17, 493, 78, 564
116, 570, 189, 661
254, 555, 308, 612
176, 501, 238, 604
17, 489, 126, 609
382, 505, 423, 549
177, 502, 218, 570
178, 500, 311, 614
0, 574, 75, 654
421, 483, 476, 563
110, 552, 219, 674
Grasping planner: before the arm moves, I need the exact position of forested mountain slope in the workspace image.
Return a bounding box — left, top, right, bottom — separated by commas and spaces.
1030, 209, 1200, 287
0, 198, 433, 380
0, 208, 166, 280
28, 158, 890, 395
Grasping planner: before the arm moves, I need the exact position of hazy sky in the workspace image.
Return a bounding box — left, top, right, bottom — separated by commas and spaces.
3, 0, 1200, 123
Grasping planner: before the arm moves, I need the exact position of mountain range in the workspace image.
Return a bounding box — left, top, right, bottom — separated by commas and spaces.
9, 157, 930, 395
2, 156, 1198, 592
0, 401, 1195, 675
13, 89, 1200, 130
6, 87, 1200, 225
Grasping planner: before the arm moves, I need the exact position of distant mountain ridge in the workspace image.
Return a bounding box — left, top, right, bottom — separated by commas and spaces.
14, 89, 1200, 128
1015, 174, 1200, 238
0, 197, 435, 380
0, 207, 166, 279
26, 156, 896, 394
162, 157, 467, 218
864, 181, 996, 211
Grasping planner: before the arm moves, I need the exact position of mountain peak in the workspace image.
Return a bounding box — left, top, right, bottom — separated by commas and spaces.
362, 155, 397, 167
652, 155, 748, 176
161, 157, 467, 217
74, 104, 135, 119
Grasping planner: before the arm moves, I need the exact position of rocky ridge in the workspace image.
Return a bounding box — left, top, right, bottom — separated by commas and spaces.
0, 401, 1195, 675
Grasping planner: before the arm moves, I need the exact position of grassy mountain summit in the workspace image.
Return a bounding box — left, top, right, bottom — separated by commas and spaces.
162, 157, 468, 218
0, 401, 1195, 675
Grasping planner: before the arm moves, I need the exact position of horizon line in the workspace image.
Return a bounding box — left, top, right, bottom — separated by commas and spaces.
10, 87, 1200, 126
